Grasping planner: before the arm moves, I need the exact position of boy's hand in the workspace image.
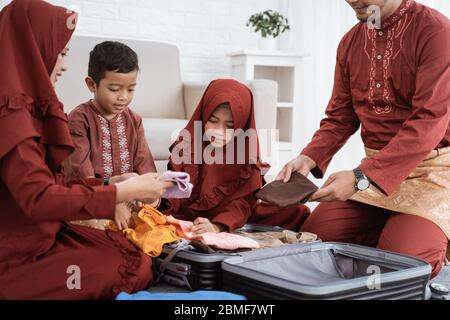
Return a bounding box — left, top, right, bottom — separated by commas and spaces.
114, 203, 133, 230
191, 217, 226, 234
126, 200, 145, 213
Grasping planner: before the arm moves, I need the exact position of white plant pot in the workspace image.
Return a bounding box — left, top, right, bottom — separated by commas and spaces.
258, 37, 278, 51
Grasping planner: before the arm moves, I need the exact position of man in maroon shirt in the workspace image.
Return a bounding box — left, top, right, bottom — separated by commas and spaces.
278, 0, 450, 277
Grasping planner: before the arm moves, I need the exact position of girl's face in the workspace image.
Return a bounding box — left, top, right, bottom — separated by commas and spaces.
204, 104, 235, 148
50, 46, 69, 86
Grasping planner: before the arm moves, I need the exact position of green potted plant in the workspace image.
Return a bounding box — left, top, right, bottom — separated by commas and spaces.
246, 10, 290, 51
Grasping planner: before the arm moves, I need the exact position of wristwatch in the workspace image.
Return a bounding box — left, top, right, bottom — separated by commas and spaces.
353, 168, 370, 191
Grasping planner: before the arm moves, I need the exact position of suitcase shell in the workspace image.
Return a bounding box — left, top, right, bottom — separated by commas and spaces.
155, 224, 309, 290
222, 242, 431, 300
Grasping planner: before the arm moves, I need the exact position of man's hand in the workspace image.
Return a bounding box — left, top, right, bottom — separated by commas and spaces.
191, 217, 226, 235
309, 170, 358, 202
275, 155, 317, 182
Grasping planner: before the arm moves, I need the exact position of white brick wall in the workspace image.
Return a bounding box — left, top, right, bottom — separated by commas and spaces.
0, 0, 281, 82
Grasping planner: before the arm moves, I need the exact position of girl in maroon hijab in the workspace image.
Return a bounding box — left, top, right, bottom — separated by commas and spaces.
0, 0, 173, 299
165, 79, 310, 234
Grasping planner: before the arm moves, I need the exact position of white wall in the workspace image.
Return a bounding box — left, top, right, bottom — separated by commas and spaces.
0, 0, 280, 82
416, 0, 450, 13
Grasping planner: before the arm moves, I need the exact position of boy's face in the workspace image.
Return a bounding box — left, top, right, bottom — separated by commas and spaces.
204, 104, 235, 149
86, 70, 138, 117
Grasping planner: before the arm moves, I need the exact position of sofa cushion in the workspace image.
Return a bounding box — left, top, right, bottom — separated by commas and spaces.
155, 160, 170, 173
142, 118, 188, 161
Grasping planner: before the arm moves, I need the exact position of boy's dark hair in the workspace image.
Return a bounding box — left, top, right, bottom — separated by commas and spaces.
88, 41, 139, 85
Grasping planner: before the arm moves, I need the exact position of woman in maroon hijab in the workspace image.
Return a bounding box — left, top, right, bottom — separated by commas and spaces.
0, 0, 172, 299
165, 79, 310, 233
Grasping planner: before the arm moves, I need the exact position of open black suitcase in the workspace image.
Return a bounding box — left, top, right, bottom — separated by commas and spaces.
154, 241, 234, 290
221, 242, 432, 300
153, 224, 315, 290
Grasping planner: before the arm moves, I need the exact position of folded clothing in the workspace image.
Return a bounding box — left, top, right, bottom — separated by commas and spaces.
159, 171, 193, 199
109, 205, 181, 257
236, 230, 318, 249
116, 290, 246, 300
166, 215, 260, 250
199, 232, 260, 250
255, 172, 319, 207
192, 230, 318, 254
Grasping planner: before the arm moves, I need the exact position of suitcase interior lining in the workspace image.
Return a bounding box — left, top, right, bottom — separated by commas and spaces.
236, 248, 399, 285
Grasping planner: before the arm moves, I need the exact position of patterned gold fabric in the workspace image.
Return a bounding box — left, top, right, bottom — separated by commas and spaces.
71, 199, 161, 231
351, 147, 450, 239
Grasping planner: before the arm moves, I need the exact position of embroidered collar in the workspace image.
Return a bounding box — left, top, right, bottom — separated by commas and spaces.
88, 99, 120, 122
380, 0, 415, 30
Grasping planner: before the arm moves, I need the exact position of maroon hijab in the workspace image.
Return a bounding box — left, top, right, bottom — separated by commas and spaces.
168, 79, 264, 215
0, 0, 77, 169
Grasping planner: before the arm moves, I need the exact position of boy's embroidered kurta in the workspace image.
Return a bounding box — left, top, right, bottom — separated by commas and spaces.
65, 100, 156, 181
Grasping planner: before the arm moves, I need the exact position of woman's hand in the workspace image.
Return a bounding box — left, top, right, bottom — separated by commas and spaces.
191, 217, 226, 235
114, 203, 133, 230
109, 173, 139, 185
275, 155, 317, 182
115, 173, 175, 203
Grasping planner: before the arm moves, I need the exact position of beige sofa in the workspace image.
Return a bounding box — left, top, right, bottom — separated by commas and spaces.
57, 35, 278, 172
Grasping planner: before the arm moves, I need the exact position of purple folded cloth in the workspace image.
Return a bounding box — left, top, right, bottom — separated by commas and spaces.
159, 171, 193, 199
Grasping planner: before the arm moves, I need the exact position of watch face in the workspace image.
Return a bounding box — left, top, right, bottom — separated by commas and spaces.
357, 179, 370, 191
430, 282, 449, 295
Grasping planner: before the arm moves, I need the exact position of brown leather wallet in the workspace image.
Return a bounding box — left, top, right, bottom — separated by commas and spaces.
255, 172, 319, 207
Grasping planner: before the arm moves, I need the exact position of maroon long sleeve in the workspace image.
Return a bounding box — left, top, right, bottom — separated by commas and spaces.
1, 138, 116, 223
302, 0, 450, 195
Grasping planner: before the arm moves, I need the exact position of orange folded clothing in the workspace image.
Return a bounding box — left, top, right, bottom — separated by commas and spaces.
110, 205, 181, 257
165, 216, 260, 250
109, 206, 259, 256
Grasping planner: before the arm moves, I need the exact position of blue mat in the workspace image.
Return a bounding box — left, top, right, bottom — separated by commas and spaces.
116, 290, 246, 300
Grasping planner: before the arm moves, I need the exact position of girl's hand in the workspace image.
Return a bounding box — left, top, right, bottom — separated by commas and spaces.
191, 217, 226, 234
